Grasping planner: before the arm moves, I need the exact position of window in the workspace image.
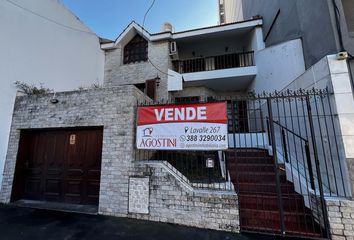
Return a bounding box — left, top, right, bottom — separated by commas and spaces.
123, 34, 148, 64
342, 0, 354, 33
227, 101, 249, 133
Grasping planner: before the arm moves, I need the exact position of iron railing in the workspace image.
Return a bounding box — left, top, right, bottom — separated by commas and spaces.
135, 89, 349, 238
270, 119, 316, 190
173, 51, 254, 74
269, 118, 327, 236
135, 149, 233, 191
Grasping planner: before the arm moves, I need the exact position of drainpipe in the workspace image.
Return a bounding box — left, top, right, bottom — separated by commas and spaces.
347, 56, 354, 97
331, 0, 354, 98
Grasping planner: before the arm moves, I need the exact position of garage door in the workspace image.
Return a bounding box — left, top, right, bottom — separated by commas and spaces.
11, 128, 103, 206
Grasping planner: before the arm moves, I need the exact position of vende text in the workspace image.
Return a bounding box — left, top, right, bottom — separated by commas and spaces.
154, 107, 207, 121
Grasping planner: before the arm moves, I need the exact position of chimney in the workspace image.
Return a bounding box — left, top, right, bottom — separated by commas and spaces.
161, 22, 173, 33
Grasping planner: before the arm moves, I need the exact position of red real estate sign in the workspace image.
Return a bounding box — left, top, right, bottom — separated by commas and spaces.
136, 102, 229, 150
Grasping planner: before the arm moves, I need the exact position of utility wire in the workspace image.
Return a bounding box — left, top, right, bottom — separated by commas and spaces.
141, 0, 174, 77
4, 0, 96, 36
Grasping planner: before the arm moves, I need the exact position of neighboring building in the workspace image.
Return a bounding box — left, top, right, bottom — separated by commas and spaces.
0, 0, 105, 187
224, 0, 354, 73
218, 0, 243, 24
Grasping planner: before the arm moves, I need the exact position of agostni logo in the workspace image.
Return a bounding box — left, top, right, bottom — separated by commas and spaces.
142, 127, 153, 137
139, 127, 176, 148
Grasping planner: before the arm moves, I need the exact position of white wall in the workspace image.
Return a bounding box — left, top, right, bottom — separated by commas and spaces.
279, 55, 353, 197
0, 0, 105, 188
250, 39, 306, 93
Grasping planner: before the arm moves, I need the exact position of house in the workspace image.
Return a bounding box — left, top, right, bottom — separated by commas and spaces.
0, 0, 105, 188
102, 19, 305, 101
1, 1, 354, 239
99, 19, 354, 239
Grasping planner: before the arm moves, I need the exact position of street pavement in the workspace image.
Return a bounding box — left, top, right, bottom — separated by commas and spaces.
0, 204, 301, 240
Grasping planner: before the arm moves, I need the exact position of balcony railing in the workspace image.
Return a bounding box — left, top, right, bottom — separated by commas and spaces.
173, 51, 254, 74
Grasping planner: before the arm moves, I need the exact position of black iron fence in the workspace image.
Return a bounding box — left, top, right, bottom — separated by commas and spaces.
172, 51, 254, 74
135, 88, 350, 238
135, 89, 349, 197
135, 149, 233, 191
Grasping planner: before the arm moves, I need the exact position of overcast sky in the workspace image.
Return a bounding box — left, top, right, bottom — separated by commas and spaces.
61, 0, 219, 40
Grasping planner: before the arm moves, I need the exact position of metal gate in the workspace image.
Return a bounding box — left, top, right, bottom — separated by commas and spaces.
136, 89, 350, 239
226, 89, 350, 239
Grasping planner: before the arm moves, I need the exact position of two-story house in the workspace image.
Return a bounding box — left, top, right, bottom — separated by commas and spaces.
99, 18, 354, 238
102, 19, 268, 101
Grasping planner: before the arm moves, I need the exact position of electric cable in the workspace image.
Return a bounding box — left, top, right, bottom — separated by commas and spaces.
141, 0, 174, 77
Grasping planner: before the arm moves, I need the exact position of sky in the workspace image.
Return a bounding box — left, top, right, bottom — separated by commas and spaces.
61, 0, 219, 40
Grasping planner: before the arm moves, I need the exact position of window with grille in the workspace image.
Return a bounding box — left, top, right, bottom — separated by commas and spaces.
123, 34, 148, 64
227, 101, 249, 133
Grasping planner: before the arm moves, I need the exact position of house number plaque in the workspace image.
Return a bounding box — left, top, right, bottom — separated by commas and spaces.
69, 134, 76, 145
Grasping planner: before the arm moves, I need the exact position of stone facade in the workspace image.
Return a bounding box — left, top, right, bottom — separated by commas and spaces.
0, 86, 240, 233
0, 86, 148, 211
327, 198, 354, 240
129, 162, 239, 232
104, 40, 171, 100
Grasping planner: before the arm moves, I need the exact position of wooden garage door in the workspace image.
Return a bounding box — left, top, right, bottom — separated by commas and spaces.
11, 128, 103, 205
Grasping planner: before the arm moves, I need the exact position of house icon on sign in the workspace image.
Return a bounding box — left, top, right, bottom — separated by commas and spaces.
143, 127, 153, 137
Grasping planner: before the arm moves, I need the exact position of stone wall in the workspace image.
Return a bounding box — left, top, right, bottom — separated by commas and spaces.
128, 162, 239, 232
327, 198, 354, 240
0, 86, 240, 233
104, 40, 171, 100
0, 86, 148, 214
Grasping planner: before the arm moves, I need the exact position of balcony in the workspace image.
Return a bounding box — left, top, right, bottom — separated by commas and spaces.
169, 52, 257, 92
173, 51, 254, 74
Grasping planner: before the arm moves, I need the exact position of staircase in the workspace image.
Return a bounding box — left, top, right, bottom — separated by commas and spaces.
226, 148, 323, 238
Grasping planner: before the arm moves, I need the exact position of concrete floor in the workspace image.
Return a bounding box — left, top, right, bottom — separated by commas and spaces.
0, 204, 302, 240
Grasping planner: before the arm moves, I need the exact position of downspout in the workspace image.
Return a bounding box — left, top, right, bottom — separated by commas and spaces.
331, 0, 354, 97
347, 57, 354, 97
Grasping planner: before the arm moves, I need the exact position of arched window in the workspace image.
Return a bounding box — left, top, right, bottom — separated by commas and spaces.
123, 34, 148, 64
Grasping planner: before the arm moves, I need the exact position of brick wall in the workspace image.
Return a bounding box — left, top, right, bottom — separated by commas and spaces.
104, 40, 171, 100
